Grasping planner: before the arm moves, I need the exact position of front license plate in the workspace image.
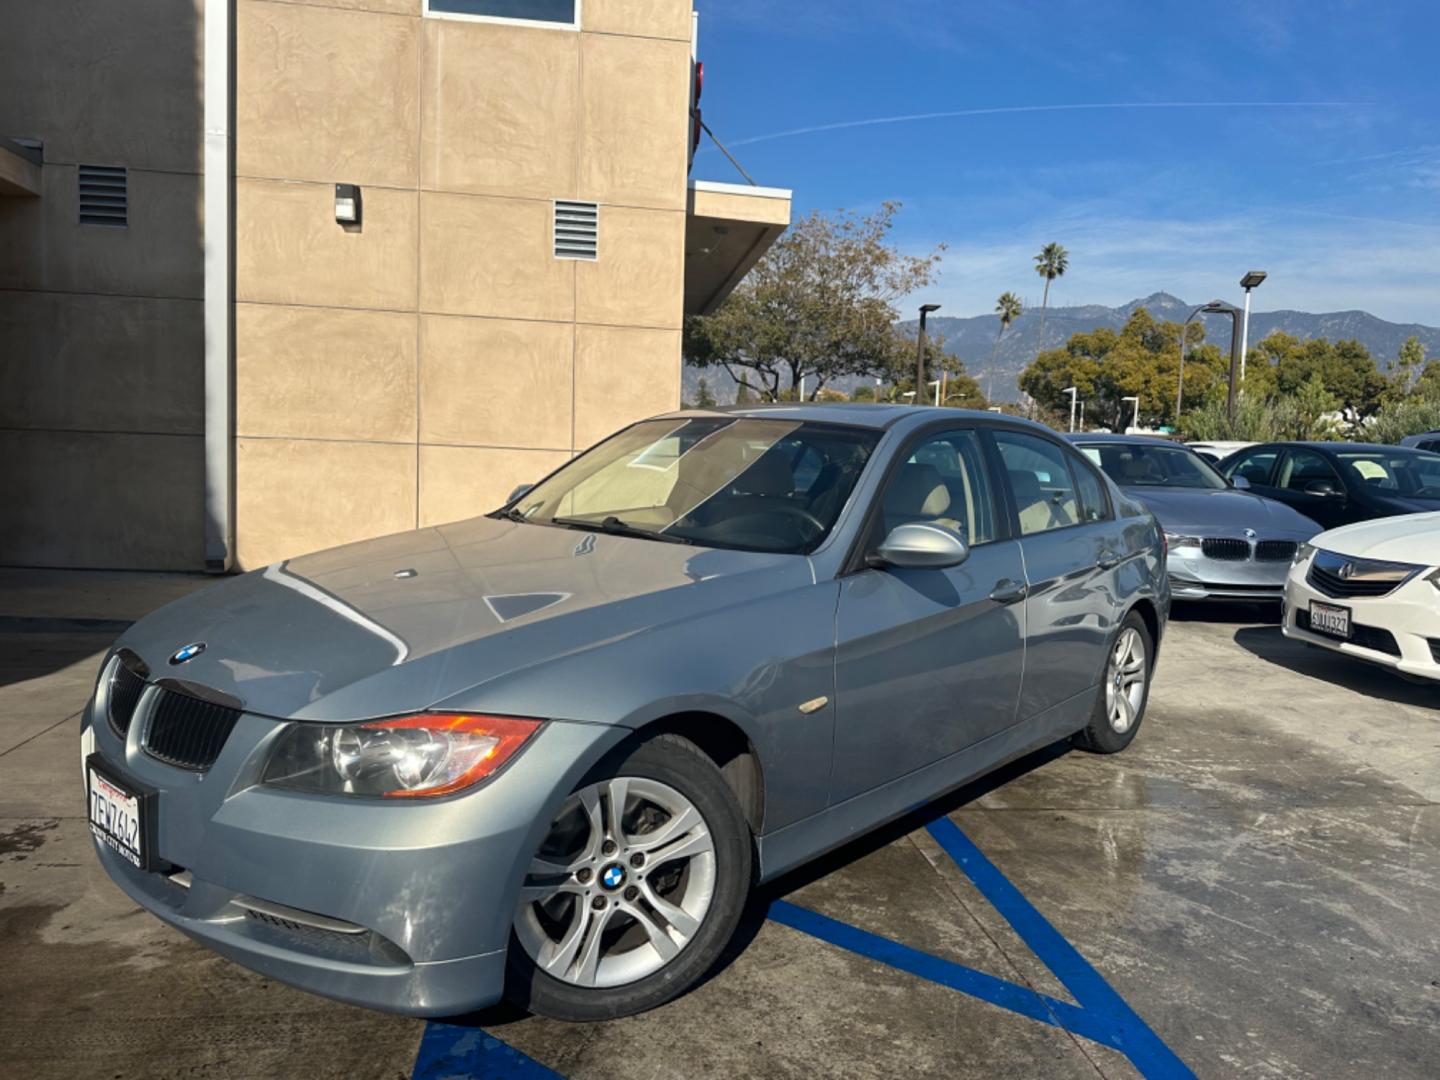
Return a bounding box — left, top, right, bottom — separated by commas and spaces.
87, 758, 148, 869
1309, 600, 1352, 640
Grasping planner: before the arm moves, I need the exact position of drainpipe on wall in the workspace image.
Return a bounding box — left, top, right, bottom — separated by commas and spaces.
202, 0, 235, 572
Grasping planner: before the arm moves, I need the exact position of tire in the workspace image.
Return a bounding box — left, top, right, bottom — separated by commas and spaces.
1073, 610, 1153, 754
505, 732, 752, 1021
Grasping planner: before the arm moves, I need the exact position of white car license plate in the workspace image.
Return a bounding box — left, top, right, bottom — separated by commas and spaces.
88, 763, 146, 869
1309, 600, 1352, 640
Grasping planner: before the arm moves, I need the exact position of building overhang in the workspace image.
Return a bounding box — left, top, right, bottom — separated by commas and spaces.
684, 179, 791, 317
0, 137, 42, 197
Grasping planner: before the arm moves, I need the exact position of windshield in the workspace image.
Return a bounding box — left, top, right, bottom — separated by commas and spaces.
1080, 442, 1229, 490
498, 417, 880, 553
1335, 449, 1440, 500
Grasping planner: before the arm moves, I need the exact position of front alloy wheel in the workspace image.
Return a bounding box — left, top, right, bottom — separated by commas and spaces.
506, 733, 751, 1020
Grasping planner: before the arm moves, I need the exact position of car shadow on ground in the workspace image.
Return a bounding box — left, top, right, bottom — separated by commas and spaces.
452, 741, 1076, 1031
1167, 599, 1282, 626
1231, 624, 1440, 709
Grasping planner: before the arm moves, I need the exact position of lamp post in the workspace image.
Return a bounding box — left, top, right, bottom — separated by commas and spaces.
1197, 301, 1244, 421
916, 303, 941, 404
1178, 300, 1228, 420
1063, 386, 1078, 432
1121, 395, 1140, 433
1238, 271, 1267, 387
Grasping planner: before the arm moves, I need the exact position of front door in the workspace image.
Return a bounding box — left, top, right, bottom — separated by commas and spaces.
1274, 449, 1352, 529
831, 428, 1026, 805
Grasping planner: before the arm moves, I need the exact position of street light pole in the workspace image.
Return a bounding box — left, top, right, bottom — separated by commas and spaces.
1238, 270, 1267, 388
1178, 300, 1228, 420
916, 303, 940, 405
1063, 386, 1078, 432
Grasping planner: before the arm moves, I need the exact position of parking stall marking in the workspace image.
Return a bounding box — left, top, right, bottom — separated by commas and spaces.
411, 819, 1195, 1080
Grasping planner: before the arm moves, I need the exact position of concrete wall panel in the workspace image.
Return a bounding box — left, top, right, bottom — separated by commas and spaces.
237, 0, 419, 188
236, 304, 418, 442
584, 0, 693, 40
419, 444, 570, 528
0, 430, 205, 570
576, 206, 683, 329
421, 19, 578, 199
578, 33, 690, 210
235, 437, 418, 568
573, 323, 679, 449
419, 192, 573, 321
236, 178, 418, 310
419, 315, 573, 449
0, 291, 203, 435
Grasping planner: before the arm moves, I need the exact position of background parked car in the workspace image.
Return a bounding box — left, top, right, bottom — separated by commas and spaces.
1400, 431, 1440, 454
1187, 440, 1256, 465
1070, 435, 1318, 603
1217, 443, 1440, 530
1285, 512, 1440, 683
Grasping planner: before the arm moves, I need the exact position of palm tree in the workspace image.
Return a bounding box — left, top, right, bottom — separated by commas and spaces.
1032, 242, 1069, 357
988, 291, 1023, 401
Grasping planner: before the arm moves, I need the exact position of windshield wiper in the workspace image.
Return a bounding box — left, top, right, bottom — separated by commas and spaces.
550, 516, 692, 544
493, 507, 529, 522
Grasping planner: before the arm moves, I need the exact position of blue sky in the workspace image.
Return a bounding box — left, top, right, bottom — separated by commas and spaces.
690, 0, 1440, 325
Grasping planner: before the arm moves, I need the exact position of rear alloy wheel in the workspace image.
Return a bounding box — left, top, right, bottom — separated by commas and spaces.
507, 734, 751, 1020
1074, 611, 1153, 754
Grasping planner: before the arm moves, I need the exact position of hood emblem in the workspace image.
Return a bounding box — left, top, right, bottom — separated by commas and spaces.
1337, 562, 1356, 579
1244, 528, 1256, 540
169, 642, 206, 665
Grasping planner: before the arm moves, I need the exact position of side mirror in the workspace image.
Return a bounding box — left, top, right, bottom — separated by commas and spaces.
872, 523, 970, 570
1230, 475, 1252, 490
1304, 479, 1341, 499
507, 483, 534, 505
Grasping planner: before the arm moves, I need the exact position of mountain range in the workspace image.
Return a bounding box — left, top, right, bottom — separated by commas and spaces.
682, 293, 1440, 404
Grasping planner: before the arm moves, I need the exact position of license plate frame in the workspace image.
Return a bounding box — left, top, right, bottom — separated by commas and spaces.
1308, 600, 1353, 641
86, 753, 159, 872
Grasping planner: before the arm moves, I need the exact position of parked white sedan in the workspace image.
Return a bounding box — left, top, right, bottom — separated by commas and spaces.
1285, 512, 1440, 682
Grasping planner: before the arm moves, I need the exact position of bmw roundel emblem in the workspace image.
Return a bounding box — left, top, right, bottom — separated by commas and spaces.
601, 864, 626, 890
169, 641, 206, 665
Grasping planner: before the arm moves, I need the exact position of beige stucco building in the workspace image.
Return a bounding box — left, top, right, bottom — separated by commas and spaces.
0, 0, 789, 572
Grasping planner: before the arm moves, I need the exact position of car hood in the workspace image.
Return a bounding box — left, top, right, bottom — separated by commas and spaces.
113, 516, 810, 722
1313, 511, 1440, 565
1120, 485, 1320, 538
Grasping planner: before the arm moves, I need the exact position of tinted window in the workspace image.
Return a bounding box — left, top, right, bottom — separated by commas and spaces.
1228, 449, 1278, 485
426, 0, 575, 24
994, 431, 1081, 535
1419, 439, 1440, 454
1082, 442, 1228, 490
1070, 455, 1111, 522
881, 430, 999, 545
1335, 450, 1440, 500
1279, 450, 1341, 492
507, 418, 879, 554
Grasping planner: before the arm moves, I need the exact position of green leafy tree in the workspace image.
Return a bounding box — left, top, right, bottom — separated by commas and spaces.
1032, 242, 1068, 356
1249, 333, 1386, 420
694, 377, 717, 409
684, 202, 943, 401
1392, 335, 1428, 396
1419, 360, 1440, 400
851, 383, 877, 402
1365, 394, 1440, 443
988, 291, 1023, 401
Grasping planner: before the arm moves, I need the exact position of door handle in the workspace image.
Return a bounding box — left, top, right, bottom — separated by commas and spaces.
1096, 550, 1122, 571
990, 578, 1028, 604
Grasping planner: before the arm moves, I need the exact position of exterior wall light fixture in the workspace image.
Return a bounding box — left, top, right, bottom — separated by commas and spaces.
335, 183, 362, 228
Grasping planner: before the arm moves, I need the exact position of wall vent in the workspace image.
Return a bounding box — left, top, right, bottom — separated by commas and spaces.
553, 200, 598, 260
78, 165, 128, 227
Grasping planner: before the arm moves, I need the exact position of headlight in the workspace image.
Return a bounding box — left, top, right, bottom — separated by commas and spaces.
262, 714, 542, 798
1293, 542, 1316, 567
1163, 533, 1202, 549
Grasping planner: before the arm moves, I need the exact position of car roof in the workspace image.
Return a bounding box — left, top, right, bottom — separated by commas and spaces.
659, 403, 1059, 434
1248, 441, 1423, 454
1065, 433, 1187, 447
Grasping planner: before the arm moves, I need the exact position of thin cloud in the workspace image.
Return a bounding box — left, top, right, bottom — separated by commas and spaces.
714, 101, 1359, 150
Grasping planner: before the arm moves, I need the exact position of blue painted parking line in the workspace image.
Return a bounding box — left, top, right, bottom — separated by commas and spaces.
413, 819, 1194, 1079
413, 1022, 563, 1080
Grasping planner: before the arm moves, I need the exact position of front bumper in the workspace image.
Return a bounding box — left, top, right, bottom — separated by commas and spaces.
1166, 544, 1293, 601
81, 691, 627, 1016
1282, 562, 1440, 682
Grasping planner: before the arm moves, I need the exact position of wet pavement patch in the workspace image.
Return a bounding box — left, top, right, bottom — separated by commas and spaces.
0, 819, 58, 860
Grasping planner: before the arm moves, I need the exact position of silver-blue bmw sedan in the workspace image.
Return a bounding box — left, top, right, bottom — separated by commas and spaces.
1070, 434, 1321, 603
83, 405, 1168, 1021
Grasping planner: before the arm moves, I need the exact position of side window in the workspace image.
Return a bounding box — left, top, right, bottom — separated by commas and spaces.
425, 1, 578, 28
880, 430, 998, 546
993, 431, 1081, 535
1069, 454, 1111, 522
1278, 450, 1340, 492
1420, 439, 1440, 454
1228, 449, 1278, 485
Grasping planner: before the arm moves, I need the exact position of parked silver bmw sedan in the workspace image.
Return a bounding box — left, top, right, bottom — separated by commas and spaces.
1070, 435, 1320, 603
83, 406, 1168, 1021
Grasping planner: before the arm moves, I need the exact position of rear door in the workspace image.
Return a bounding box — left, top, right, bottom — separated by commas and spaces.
830, 426, 1026, 804
992, 429, 1125, 726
